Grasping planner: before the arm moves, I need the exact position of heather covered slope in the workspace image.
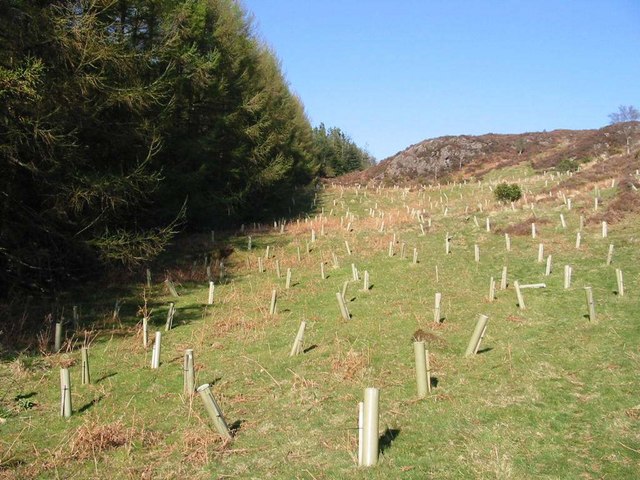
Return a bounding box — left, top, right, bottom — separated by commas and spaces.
338, 123, 639, 186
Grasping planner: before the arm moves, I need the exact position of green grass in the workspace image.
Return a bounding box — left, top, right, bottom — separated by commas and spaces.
1, 171, 639, 479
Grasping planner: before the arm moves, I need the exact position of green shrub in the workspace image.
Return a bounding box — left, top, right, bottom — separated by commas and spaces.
494, 183, 522, 202
556, 158, 580, 172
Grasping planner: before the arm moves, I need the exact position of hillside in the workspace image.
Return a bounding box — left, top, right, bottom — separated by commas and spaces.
1, 162, 640, 478
338, 123, 639, 186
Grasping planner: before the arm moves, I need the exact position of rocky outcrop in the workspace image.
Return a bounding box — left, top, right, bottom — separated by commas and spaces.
336, 122, 639, 186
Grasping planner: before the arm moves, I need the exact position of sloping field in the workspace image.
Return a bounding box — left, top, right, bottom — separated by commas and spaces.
1, 166, 639, 479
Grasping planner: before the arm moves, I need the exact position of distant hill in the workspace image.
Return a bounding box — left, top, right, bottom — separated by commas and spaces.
337, 123, 639, 186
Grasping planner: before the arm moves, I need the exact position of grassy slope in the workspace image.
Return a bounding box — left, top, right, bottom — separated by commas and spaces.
1, 166, 639, 479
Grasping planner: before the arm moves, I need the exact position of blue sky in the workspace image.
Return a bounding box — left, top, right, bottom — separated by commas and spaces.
241, 1, 640, 160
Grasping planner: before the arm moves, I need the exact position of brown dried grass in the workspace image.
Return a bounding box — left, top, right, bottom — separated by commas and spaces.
554, 152, 637, 193
69, 420, 131, 459
590, 178, 640, 224
330, 347, 369, 381
181, 427, 229, 466
495, 216, 550, 236
412, 329, 447, 347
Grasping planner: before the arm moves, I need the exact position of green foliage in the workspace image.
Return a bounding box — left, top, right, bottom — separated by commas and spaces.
494, 182, 522, 202
0, 0, 321, 295
556, 158, 580, 173
313, 124, 375, 177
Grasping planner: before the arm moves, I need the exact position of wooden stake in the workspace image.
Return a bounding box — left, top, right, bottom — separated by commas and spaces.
519, 283, 546, 289
514, 281, 525, 309
584, 286, 596, 321
425, 349, 432, 394
81, 347, 90, 385
165, 302, 175, 331
575, 232, 581, 249
434, 292, 442, 323
545, 255, 552, 276
142, 316, 149, 348
197, 384, 232, 440
357, 402, 364, 466
537, 243, 544, 263
60, 368, 72, 418
285, 268, 292, 289
363, 271, 370, 291
320, 262, 325, 280
412, 248, 418, 264
564, 265, 572, 289
269, 289, 277, 315
474, 244, 480, 262
289, 321, 307, 356
361, 388, 379, 467
500, 266, 508, 290
151, 331, 161, 368
275, 260, 281, 278
336, 292, 351, 320
208, 281, 215, 305
560, 214, 566, 229
345, 241, 352, 256
489, 277, 495, 302
112, 300, 121, 322
602, 221, 608, 238
465, 314, 489, 357
531, 223, 536, 239
165, 279, 179, 297
606, 244, 614, 265
72, 305, 79, 330
505, 233, 511, 252
184, 349, 195, 395
616, 269, 624, 297
414, 341, 428, 398
54, 322, 62, 352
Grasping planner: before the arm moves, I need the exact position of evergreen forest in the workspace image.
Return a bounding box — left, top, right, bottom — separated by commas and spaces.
0, 0, 372, 297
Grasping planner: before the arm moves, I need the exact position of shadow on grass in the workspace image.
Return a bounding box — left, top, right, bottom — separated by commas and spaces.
477, 347, 493, 355
205, 377, 222, 386
78, 395, 104, 413
303, 344, 318, 354
95, 372, 117, 384
0, 185, 318, 359
229, 419, 245, 435
14, 392, 37, 401
379, 428, 401, 454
